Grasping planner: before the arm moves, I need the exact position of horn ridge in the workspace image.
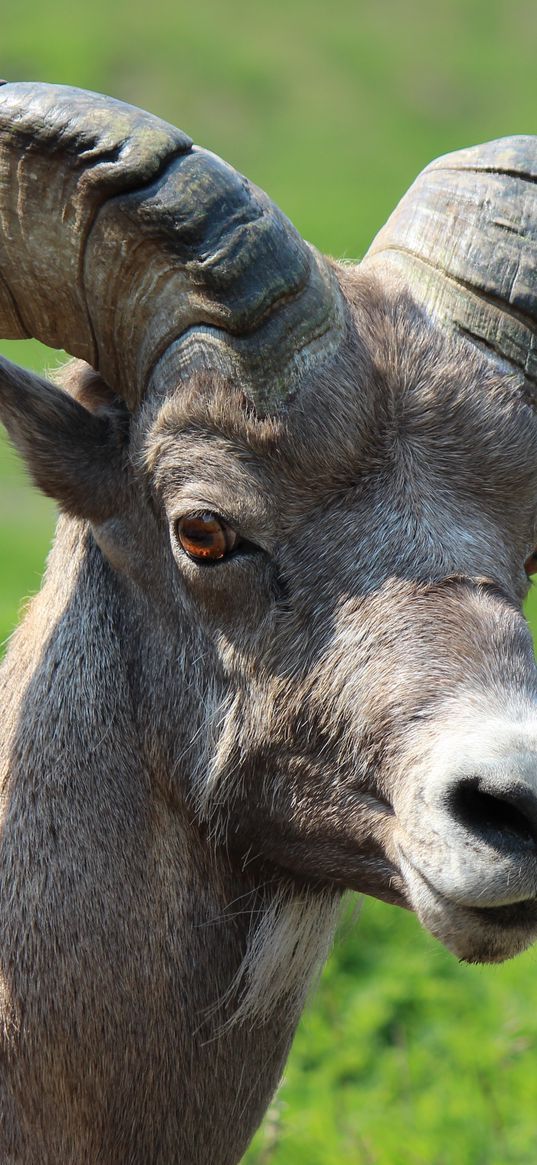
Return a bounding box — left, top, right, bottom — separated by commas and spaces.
374, 244, 537, 339
0, 82, 343, 411
433, 164, 537, 188
425, 135, 537, 180
364, 134, 537, 392
82, 144, 332, 405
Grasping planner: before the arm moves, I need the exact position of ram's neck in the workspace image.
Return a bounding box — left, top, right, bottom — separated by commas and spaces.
0, 516, 299, 1165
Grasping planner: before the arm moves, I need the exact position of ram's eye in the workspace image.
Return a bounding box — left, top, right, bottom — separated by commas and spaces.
525, 550, 537, 577
176, 512, 239, 561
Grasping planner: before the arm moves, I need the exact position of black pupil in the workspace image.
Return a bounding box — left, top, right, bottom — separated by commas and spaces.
189, 521, 218, 546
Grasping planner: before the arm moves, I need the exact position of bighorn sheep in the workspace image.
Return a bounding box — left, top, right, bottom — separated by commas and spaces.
1, 82, 537, 1164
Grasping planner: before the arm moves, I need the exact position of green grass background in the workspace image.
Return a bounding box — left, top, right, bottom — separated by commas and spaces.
2, 3, 537, 1161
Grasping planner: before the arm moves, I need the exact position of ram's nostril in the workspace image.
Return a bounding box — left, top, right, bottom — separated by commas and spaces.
447, 777, 537, 849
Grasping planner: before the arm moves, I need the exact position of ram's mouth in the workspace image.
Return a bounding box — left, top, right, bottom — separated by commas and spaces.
464, 898, 537, 929
399, 852, 537, 964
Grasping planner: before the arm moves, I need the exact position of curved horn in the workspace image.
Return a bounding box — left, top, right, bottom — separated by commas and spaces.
363, 136, 537, 394
0, 82, 344, 412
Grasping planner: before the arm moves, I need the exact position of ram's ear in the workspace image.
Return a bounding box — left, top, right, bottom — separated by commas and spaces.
0, 356, 130, 522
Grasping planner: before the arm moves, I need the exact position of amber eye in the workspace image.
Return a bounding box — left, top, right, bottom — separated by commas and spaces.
525, 550, 537, 577
176, 512, 239, 562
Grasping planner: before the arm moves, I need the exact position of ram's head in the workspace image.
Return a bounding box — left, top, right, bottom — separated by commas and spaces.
2, 85, 537, 991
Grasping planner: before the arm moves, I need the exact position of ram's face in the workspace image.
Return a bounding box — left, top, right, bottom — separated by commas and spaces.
144, 291, 537, 966
2, 84, 537, 972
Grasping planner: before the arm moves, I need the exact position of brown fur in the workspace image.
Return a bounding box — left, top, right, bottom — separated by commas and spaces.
1, 270, 537, 1162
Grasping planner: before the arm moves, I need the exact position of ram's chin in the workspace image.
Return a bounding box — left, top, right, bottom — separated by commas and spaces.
403, 864, 537, 964
426, 902, 537, 965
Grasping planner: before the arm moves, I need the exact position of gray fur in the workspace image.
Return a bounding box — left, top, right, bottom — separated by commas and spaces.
1, 107, 537, 1163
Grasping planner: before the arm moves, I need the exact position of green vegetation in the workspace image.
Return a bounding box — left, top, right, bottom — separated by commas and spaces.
245, 901, 537, 1164
2, 4, 537, 1160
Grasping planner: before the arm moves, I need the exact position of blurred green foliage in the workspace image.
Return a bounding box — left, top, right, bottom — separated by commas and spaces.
245, 898, 537, 1164
2, 3, 537, 1161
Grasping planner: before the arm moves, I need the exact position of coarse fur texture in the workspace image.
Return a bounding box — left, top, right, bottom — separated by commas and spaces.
1, 86, 537, 1164
3, 279, 537, 1163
